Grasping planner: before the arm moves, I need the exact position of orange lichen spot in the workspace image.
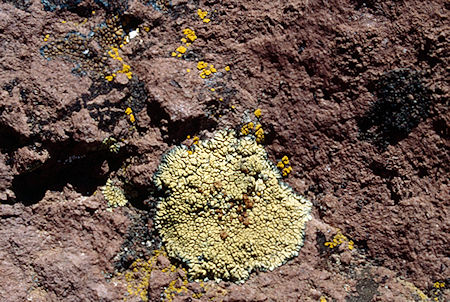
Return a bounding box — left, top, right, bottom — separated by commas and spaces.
129, 114, 135, 123
176, 45, 187, 54
254, 108, 262, 118
125, 107, 132, 115
224, 65, 231, 71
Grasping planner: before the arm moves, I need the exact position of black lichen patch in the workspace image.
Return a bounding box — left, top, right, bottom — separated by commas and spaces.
41, 0, 81, 12
40, 15, 132, 80
346, 276, 379, 302
114, 209, 160, 271
358, 69, 432, 148
3, 0, 32, 11
143, 0, 171, 12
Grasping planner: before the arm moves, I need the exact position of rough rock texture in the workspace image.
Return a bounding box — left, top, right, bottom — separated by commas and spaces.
0, 0, 448, 301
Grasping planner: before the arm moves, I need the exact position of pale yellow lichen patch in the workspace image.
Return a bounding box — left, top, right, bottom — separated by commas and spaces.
154, 130, 312, 282
102, 179, 128, 207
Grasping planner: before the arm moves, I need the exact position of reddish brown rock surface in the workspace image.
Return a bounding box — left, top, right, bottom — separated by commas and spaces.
0, 0, 448, 301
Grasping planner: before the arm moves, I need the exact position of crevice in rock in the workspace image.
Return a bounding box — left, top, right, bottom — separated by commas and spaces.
11, 140, 130, 205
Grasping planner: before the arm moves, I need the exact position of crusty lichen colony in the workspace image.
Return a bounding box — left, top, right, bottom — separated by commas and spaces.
154, 130, 312, 282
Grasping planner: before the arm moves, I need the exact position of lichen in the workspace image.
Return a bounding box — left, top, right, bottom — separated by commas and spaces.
154, 130, 312, 282
102, 178, 128, 207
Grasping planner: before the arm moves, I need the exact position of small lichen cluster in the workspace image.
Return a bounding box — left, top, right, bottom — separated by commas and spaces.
40, 15, 132, 80
154, 130, 312, 282
171, 28, 197, 58
240, 109, 265, 143
324, 230, 354, 250
122, 250, 188, 302
102, 178, 128, 207
276, 155, 293, 177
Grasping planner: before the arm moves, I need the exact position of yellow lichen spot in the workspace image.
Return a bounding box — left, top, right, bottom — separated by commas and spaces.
219, 98, 223, 101
197, 61, 208, 70
224, 65, 231, 71
126, 72, 133, 79
200, 73, 206, 79
92, 10, 95, 14
125, 107, 132, 115
205, 70, 212, 76
320, 297, 327, 302
183, 28, 197, 42
281, 155, 289, 165
177, 53, 182, 58
176, 45, 187, 54
348, 240, 354, 250
192, 136, 200, 145
61, 20, 67, 24
186, 42, 191, 47
186, 68, 191, 73
210, 88, 215, 92
277, 162, 284, 169
254, 108, 262, 118
241, 125, 249, 135
143, 26, 150, 32
121, 64, 130, 72
197, 9, 208, 20
154, 130, 312, 282
171, 52, 177, 57
203, 18, 211, 23
105, 75, 114, 81
231, 105, 236, 109
181, 38, 187, 43
43, 34, 50, 42
247, 122, 254, 129
130, 114, 135, 123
